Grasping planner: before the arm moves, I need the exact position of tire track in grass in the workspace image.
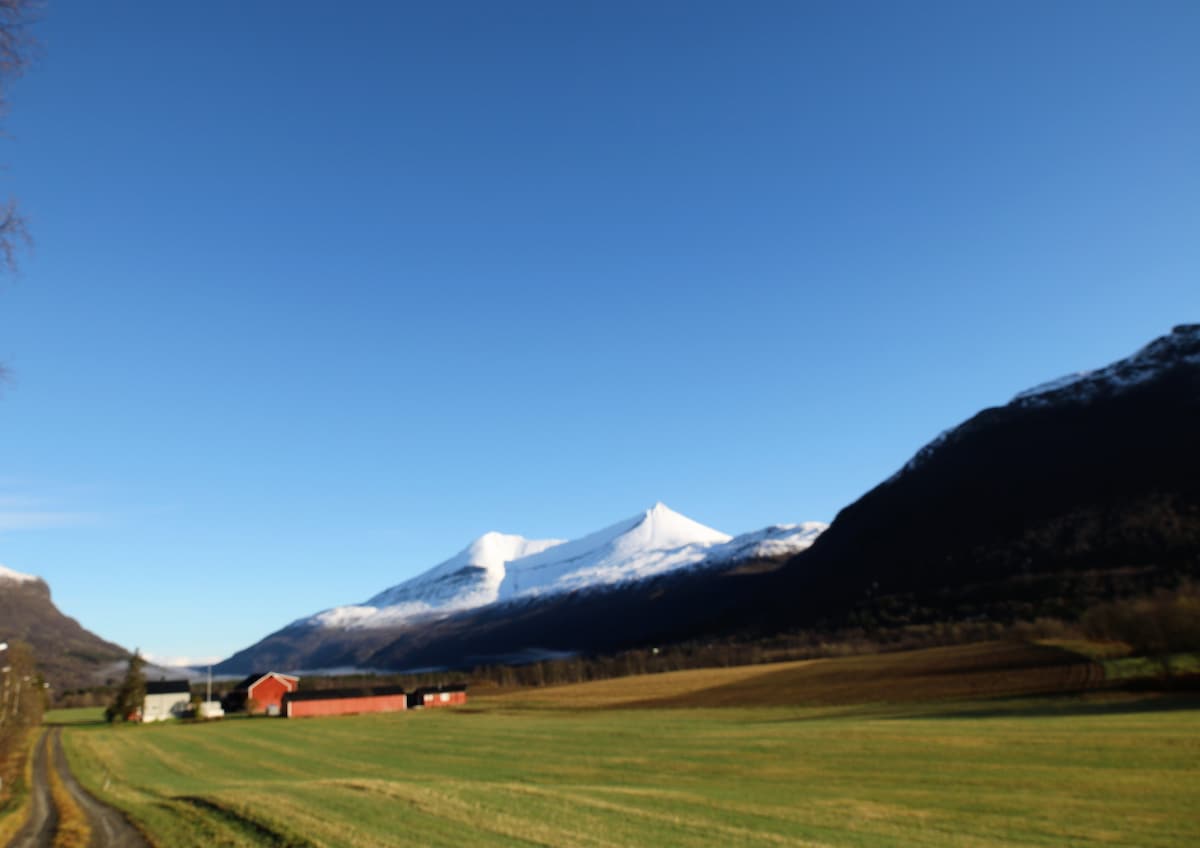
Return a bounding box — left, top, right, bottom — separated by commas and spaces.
171, 796, 317, 848
322, 779, 628, 848
494, 782, 836, 848
193, 787, 406, 848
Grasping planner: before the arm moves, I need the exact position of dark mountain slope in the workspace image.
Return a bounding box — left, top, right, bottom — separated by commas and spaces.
361, 553, 797, 670
764, 324, 1200, 628
0, 575, 130, 691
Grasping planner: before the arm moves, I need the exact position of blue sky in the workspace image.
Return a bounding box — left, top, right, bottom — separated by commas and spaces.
0, 1, 1197, 665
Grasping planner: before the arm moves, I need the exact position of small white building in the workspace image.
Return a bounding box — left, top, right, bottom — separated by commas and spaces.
142, 679, 191, 722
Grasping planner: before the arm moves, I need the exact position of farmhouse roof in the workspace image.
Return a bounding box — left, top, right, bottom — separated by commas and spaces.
145, 679, 190, 695
283, 685, 407, 703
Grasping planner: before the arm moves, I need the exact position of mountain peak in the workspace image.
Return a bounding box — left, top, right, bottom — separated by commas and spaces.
498, 504, 731, 601
627, 502, 731, 548
641, 501, 690, 523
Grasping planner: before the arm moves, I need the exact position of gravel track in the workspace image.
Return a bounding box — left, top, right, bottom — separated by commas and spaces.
5, 728, 150, 848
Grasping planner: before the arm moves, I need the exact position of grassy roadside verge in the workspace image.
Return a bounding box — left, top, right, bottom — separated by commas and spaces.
0, 725, 41, 844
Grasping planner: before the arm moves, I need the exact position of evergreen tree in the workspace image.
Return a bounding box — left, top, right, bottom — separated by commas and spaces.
107, 650, 146, 723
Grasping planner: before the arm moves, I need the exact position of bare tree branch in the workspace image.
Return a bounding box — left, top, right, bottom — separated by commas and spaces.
0, 0, 37, 275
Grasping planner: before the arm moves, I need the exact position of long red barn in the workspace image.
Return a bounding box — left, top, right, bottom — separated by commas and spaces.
284, 686, 408, 718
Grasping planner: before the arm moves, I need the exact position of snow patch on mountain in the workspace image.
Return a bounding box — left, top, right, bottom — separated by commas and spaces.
0, 563, 39, 584
707, 522, 828, 562
1012, 323, 1200, 407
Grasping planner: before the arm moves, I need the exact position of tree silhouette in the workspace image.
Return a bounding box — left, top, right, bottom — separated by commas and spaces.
107, 650, 147, 723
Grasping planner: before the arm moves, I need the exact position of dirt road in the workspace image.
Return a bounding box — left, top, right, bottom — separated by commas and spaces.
6, 732, 55, 848
6, 727, 149, 848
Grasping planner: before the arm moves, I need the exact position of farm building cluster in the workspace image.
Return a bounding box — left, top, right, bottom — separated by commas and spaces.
137, 671, 466, 722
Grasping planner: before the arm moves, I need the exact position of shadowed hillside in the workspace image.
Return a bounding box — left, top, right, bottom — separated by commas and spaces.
765, 326, 1200, 634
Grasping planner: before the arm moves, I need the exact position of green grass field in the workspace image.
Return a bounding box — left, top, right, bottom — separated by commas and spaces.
43, 706, 107, 726
59, 644, 1200, 848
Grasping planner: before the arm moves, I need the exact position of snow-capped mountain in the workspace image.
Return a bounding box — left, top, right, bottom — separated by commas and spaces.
304, 503, 826, 631
218, 505, 828, 673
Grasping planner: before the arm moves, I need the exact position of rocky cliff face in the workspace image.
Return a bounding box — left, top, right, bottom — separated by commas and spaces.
0, 568, 130, 691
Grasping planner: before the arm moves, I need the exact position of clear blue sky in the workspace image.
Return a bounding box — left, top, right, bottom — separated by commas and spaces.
1, 1, 1197, 665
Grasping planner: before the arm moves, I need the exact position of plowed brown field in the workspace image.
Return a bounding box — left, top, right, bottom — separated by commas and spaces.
487, 641, 1104, 709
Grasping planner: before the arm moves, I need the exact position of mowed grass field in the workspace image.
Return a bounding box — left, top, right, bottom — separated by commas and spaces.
61, 643, 1200, 848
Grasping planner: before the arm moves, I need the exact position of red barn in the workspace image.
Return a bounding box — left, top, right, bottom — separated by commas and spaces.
410, 684, 467, 709
283, 686, 408, 718
223, 672, 299, 716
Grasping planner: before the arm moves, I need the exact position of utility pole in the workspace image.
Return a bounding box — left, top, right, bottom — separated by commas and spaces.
0, 642, 8, 726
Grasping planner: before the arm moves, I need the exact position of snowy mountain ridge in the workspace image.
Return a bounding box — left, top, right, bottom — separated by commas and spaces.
1012, 323, 1200, 407
893, 324, 1200, 481
307, 503, 826, 631
365, 532, 564, 611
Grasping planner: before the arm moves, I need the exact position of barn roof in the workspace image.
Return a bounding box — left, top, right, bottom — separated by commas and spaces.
232, 671, 299, 691
412, 683, 468, 695
145, 679, 191, 695
283, 685, 407, 703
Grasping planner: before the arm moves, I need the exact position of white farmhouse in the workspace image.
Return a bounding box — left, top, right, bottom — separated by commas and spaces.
142, 679, 191, 722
